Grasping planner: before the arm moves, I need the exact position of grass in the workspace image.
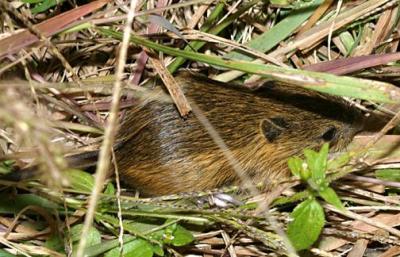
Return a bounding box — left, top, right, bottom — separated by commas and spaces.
1, 0, 400, 256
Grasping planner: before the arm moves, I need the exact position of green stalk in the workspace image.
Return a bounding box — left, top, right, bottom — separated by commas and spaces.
97, 27, 399, 103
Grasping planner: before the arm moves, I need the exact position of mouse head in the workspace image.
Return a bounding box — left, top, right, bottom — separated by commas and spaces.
250, 82, 363, 153
259, 108, 362, 154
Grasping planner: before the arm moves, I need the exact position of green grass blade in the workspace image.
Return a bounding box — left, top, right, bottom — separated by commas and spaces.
97, 27, 400, 103
225, 0, 324, 61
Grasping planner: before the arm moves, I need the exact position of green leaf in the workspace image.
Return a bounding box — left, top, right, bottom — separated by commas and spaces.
70, 224, 101, 247
65, 169, 94, 192
105, 239, 153, 257
171, 225, 195, 247
327, 152, 350, 170
375, 169, 400, 182
158, 220, 194, 247
81, 236, 136, 257
45, 234, 65, 253
300, 168, 312, 182
305, 143, 329, 185
313, 143, 329, 181
319, 186, 344, 210
162, 223, 175, 244
104, 182, 116, 195
0, 193, 58, 214
150, 243, 164, 256
288, 156, 304, 178
287, 198, 325, 250
304, 149, 318, 175
127, 220, 162, 235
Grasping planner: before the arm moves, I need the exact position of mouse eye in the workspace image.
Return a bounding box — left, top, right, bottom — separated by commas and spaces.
321, 126, 337, 142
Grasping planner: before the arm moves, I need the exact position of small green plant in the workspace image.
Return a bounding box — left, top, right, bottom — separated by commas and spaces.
61, 169, 195, 257
286, 143, 345, 251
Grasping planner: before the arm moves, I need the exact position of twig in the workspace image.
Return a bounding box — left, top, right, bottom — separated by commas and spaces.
325, 205, 400, 237
149, 56, 191, 116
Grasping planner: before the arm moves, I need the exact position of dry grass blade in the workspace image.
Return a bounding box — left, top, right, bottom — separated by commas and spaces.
304, 52, 400, 75
0, 0, 110, 59
150, 56, 191, 116
293, 0, 397, 53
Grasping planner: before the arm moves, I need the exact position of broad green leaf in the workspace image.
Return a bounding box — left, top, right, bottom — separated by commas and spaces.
287, 198, 325, 250
70, 224, 101, 247
159, 220, 194, 247
375, 169, 400, 182
319, 186, 344, 210
171, 225, 195, 247
105, 239, 153, 257
288, 156, 304, 178
65, 169, 94, 192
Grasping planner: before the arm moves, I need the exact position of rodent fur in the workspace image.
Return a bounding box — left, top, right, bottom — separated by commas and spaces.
114, 72, 363, 195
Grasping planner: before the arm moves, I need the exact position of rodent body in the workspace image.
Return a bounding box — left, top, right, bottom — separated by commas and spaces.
115, 72, 362, 196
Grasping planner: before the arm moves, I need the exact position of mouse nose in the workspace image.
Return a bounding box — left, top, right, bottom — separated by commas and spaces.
337, 121, 362, 149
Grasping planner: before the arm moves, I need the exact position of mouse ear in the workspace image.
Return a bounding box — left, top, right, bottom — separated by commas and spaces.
260, 117, 290, 143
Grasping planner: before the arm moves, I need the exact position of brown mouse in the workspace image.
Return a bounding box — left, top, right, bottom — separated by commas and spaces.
2, 72, 363, 195
113, 72, 363, 196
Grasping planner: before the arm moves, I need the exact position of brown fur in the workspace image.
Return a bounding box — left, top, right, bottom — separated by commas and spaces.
115, 72, 363, 195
